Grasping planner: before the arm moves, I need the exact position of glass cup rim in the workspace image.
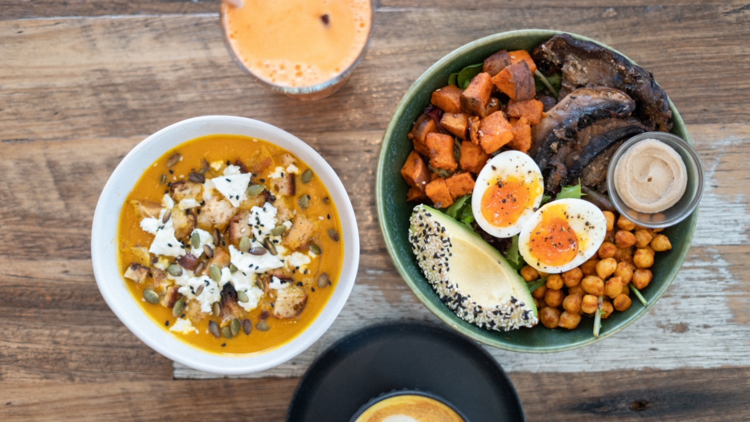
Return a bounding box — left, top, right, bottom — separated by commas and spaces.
219, 0, 374, 96
606, 131, 704, 229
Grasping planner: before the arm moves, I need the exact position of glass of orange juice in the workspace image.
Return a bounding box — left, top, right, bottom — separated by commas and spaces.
221, 0, 373, 101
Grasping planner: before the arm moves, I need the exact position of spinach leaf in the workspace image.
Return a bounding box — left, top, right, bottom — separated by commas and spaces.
527, 277, 548, 293
556, 182, 585, 200
503, 235, 525, 270
534, 71, 562, 98
460, 204, 475, 228
457, 63, 483, 90
445, 195, 470, 219
541, 194, 552, 205
448, 73, 459, 87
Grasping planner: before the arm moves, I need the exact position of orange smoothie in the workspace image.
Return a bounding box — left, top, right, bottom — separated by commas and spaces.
222, 0, 372, 89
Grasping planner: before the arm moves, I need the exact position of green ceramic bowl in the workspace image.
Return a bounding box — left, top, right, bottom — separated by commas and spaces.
376, 29, 697, 352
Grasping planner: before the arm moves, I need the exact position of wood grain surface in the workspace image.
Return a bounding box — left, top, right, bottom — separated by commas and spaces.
1, 0, 749, 420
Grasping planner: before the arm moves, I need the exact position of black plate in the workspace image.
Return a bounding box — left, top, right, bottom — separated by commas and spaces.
287, 321, 525, 422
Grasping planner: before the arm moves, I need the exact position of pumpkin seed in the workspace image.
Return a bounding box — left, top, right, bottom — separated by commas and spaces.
190, 232, 201, 249
239, 236, 252, 253
221, 326, 233, 339
161, 209, 172, 224
167, 263, 183, 277
212, 228, 221, 246
203, 244, 214, 258
301, 169, 313, 184
172, 299, 185, 317
188, 172, 205, 183
212, 302, 221, 317
166, 153, 181, 167
246, 184, 265, 196
256, 320, 270, 332
143, 289, 159, 304
237, 290, 249, 303
230, 319, 241, 336
243, 319, 252, 335
160, 174, 167, 184
194, 261, 206, 276
195, 283, 204, 296
249, 246, 266, 256
328, 229, 340, 242
309, 243, 322, 255
270, 224, 287, 236
298, 194, 310, 209
317, 273, 330, 289
209, 320, 221, 338
263, 238, 277, 256
229, 264, 238, 272
209, 265, 222, 283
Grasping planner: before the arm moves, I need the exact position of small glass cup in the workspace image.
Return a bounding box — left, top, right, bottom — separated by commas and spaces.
606, 131, 704, 228
219, 1, 373, 101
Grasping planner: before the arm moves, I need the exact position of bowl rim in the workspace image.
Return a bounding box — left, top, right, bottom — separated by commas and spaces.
376, 29, 697, 353
92, 115, 360, 373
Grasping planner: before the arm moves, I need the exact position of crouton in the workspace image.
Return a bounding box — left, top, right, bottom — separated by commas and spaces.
460, 140, 490, 174
408, 114, 436, 156
425, 178, 454, 208
131, 200, 162, 219
130, 246, 152, 267
401, 151, 430, 191
170, 181, 202, 202
478, 111, 514, 154
507, 99, 545, 126
275, 199, 295, 223
430, 85, 463, 114
483, 50, 513, 76
280, 153, 296, 167
124, 263, 150, 284
198, 197, 235, 230
250, 146, 275, 175
159, 285, 178, 308
445, 172, 475, 199
509, 117, 533, 153
480, 97, 501, 118
273, 285, 308, 319
460, 72, 494, 116
176, 253, 199, 271
508, 50, 537, 74
187, 299, 208, 323
468, 116, 481, 145
283, 216, 315, 250
171, 208, 196, 240
491, 60, 535, 101
425, 133, 458, 171
227, 210, 252, 246
407, 186, 428, 202
207, 246, 231, 269
271, 173, 296, 196
234, 159, 250, 174
440, 112, 469, 139
219, 284, 246, 324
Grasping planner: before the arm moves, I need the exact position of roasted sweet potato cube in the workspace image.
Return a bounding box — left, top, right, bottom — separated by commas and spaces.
425, 133, 457, 171
283, 216, 315, 250
509, 117, 532, 153
508, 50, 537, 74
445, 172, 475, 199
440, 113, 469, 139
406, 186, 428, 202
460, 72, 493, 116
408, 114, 436, 156
401, 151, 430, 191
425, 178, 454, 208
507, 99, 545, 126
460, 140, 489, 174
483, 50, 512, 76
431, 85, 463, 114
478, 111, 514, 154
491, 61, 535, 101
480, 97, 501, 118
468, 116, 481, 145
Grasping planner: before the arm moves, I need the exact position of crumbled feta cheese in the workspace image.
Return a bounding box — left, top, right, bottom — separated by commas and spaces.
275, 244, 288, 255
178, 198, 200, 210
282, 220, 293, 230
140, 217, 160, 235
286, 164, 299, 174
170, 318, 198, 334
286, 252, 311, 271
248, 202, 278, 242
219, 267, 232, 286
154, 256, 170, 270
230, 271, 264, 312
148, 211, 185, 258
268, 166, 285, 178
268, 276, 290, 290
211, 166, 251, 207
176, 275, 221, 314
223, 165, 242, 176
189, 228, 213, 257
162, 194, 175, 209
210, 161, 223, 171
229, 244, 283, 274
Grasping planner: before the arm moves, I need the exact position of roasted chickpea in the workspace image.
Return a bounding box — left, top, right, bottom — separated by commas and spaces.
634, 248, 655, 268
521, 265, 539, 282
634, 229, 654, 248
568, 285, 585, 296
604, 276, 624, 299
563, 267, 583, 287
531, 284, 547, 300
614, 247, 634, 265
614, 294, 632, 311
544, 289, 564, 308
562, 293, 583, 314
632, 269, 653, 289
615, 230, 637, 248
651, 234, 672, 252
543, 274, 561, 290
581, 275, 604, 296
598, 242, 617, 259
621, 283, 630, 296
614, 261, 635, 283
596, 258, 617, 279
581, 259, 599, 276
540, 307, 561, 329
617, 215, 636, 231
603, 211, 616, 231
601, 300, 614, 318
581, 295, 599, 314
558, 311, 582, 329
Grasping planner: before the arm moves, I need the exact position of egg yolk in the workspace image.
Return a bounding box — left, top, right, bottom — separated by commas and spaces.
528, 205, 579, 267
481, 176, 533, 228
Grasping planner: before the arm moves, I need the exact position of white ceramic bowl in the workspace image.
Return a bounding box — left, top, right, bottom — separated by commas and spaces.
91, 115, 360, 375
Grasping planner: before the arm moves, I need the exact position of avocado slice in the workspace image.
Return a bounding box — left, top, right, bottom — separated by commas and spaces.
409, 205, 538, 331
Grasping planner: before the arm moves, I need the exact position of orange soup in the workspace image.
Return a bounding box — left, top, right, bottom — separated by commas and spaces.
222, 0, 372, 88
118, 134, 343, 354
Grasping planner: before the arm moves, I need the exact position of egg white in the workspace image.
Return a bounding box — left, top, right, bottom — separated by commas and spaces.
518, 198, 607, 274
471, 151, 544, 238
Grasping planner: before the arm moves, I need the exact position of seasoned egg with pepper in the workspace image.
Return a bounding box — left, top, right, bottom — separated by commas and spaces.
471, 151, 544, 238
518, 198, 607, 274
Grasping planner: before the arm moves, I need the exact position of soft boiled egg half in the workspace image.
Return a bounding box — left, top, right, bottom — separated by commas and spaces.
518, 198, 607, 274
472, 151, 544, 238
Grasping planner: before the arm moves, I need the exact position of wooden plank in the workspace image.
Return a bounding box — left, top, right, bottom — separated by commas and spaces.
0, 0, 219, 21
0, 6, 748, 144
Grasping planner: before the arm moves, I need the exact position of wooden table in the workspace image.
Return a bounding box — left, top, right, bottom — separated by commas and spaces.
2, 1, 749, 420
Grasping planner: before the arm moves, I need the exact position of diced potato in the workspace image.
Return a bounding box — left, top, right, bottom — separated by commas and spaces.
483, 50, 512, 76
506, 99, 545, 126
401, 151, 430, 191
408, 114, 436, 156
508, 50, 537, 74
459, 140, 489, 174
508, 117, 532, 153
440, 112, 470, 139
460, 72, 494, 116
425, 178, 454, 209
445, 172, 475, 200
430, 85, 463, 114
478, 111, 514, 154
491, 61, 535, 101
425, 133, 458, 171
468, 116, 481, 145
